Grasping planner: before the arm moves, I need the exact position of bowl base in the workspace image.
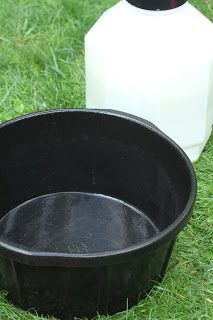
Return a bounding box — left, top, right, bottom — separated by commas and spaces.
0, 192, 159, 254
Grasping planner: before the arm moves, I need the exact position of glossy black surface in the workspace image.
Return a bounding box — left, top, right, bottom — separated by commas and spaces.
0, 109, 196, 319
0, 241, 174, 320
0, 192, 159, 254
127, 0, 187, 10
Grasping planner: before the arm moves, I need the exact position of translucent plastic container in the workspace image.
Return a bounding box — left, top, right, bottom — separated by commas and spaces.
85, 0, 213, 162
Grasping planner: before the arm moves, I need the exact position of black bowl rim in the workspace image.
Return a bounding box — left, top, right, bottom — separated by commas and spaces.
0, 109, 197, 267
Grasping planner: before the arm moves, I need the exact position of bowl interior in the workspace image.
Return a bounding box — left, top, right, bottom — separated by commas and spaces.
0, 110, 193, 254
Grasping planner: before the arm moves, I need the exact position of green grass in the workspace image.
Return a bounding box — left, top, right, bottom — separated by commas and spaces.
0, 0, 212, 319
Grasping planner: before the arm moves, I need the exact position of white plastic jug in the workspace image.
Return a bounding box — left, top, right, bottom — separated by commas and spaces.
85, 0, 213, 162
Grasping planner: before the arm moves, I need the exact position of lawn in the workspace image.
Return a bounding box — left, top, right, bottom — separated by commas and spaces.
0, 0, 212, 319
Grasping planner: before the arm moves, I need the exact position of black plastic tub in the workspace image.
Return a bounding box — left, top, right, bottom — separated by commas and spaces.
0, 109, 196, 319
